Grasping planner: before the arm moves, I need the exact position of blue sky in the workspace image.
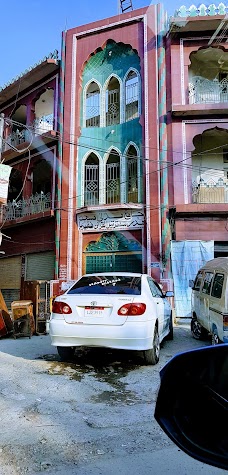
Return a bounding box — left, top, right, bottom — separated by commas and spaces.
0, 0, 195, 87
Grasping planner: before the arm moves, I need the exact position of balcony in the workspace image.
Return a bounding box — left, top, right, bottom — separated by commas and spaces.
4, 114, 54, 152
189, 77, 228, 105
192, 178, 228, 204
3, 192, 52, 222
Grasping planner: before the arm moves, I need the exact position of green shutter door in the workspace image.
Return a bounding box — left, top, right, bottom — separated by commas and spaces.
86, 255, 113, 273
25, 252, 55, 281
115, 254, 142, 272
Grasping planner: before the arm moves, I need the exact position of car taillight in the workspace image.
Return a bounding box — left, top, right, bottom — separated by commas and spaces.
118, 303, 146, 316
223, 314, 228, 328
52, 301, 72, 314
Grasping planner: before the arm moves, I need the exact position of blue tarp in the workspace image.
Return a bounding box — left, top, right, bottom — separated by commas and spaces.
171, 240, 214, 318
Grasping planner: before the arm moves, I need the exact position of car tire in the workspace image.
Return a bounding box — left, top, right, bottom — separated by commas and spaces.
144, 326, 160, 365
57, 346, 75, 361
166, 313, 174, 340
211, 329, 221, 346
191, 318, 206, 340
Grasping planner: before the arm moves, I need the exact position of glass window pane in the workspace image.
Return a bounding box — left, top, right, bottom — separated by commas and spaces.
68, 275, 141, 295
211, 273, 224, 299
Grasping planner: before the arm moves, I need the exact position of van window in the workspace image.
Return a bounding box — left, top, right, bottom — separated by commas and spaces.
211, 273, 224, 299
194, 272, 203, 291
202, 272, 214, 295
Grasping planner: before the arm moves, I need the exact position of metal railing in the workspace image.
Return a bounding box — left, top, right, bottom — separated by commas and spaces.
189, 77, 228, 104
3, 192, 52, 221
33, 114, 54, 134
192, 179, 228, 203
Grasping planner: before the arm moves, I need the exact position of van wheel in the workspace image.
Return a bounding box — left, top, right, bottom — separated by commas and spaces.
191, 318, 205, 340
211, 330, 221, 346
144, 326, 160, 365
57, 346, 75, 361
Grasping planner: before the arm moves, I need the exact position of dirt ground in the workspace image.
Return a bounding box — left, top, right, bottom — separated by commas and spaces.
0, 320, 223, 475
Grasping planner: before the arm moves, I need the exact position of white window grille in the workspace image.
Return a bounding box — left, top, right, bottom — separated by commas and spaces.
106, 152, 120, 203
86, 82, 100, 127
125, 71, 139, 121
106, 77, 120, 126
84, 154, 99, 205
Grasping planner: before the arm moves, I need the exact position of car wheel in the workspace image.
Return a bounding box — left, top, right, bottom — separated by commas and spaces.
166, 313, 174, 340
144, 326, 160, 365
191, 318, 205, 340
211, 330, 221, 346
57, 346, 75, 361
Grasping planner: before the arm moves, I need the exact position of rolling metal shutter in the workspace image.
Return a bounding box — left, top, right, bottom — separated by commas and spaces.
0, 256, 22, 311
25, 252, 55, 281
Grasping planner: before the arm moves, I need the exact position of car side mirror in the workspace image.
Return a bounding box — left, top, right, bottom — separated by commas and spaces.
164, 291, 174, 298
154, 345, 228, 470
189, 279, 194, 288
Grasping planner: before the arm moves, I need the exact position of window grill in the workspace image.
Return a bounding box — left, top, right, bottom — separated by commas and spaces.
84, 164, 99, 205
106, 89, 120, 125
86, 90, 100, 127
126, 80, 139, 121
106, 162, 120, 203
128, 157, 138, 202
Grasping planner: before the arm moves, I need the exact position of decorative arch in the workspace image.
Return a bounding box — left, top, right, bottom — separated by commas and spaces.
83, 79, 102, 128
123, 68, 141, 122
84, 232, 142, 274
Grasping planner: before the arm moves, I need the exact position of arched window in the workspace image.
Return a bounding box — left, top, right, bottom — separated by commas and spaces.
125, 71, 139, 121
34, 89, 54, 133
84, 153, 99, 205
32, 159, 52, 195
8, 169, 23, 201
106, 150, 120, 203
106, 77, 120, 126
86, 82, 100, 127
126, 145, 138, 202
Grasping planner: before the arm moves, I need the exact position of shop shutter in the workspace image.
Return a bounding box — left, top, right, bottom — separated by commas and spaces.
1, 289, 20, 311
25, 252, 55, 281
0, 256, 21, 289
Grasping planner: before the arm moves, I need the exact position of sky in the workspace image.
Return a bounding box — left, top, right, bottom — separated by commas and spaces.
0, 0, 196, 87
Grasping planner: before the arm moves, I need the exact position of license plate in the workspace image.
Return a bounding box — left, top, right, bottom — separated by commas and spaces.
85, 307, 104, 316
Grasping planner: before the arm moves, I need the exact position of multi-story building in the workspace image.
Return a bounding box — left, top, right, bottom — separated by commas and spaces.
58, 4, 170, 286
167, 3, 228, 316
0, 51, 59, 308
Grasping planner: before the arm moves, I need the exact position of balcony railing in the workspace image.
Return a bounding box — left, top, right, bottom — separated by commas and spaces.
192, 179, 228, 203
189, 77, 228, 104
33, 114, 54, 135
3, 192, 52, 221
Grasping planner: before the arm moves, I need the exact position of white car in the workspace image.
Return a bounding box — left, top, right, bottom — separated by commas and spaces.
50, 273, 174, 365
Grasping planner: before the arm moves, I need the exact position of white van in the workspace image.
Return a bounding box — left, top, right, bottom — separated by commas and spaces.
190, 257, 228, 345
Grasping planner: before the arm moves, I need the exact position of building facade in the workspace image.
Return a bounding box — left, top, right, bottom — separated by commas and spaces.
0, 52, 60, 308
58, 5, 169, 286
167, 3, 228, 315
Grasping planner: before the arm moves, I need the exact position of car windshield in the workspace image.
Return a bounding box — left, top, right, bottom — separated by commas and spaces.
67, 275, 141, 295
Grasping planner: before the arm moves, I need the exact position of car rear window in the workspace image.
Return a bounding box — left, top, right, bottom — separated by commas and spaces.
67, 276, 141, 295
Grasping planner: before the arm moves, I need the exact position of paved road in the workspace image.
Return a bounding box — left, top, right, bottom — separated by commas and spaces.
0, 320, 225, 475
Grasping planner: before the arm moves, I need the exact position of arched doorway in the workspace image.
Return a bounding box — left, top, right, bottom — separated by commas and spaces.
84, 232, 142, 273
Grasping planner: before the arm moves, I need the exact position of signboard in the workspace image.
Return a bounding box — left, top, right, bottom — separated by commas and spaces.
151, 262, 160, 268
77, 209, 144, 231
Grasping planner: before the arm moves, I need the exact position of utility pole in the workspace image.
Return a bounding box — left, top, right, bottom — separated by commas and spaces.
0, 113, 4, 162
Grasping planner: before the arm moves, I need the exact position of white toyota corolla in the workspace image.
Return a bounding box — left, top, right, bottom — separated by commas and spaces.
50, 272, 174, 365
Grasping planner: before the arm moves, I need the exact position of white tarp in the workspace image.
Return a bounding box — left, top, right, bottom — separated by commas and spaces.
171, 240, 214, 318
0, 164, 11, 204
